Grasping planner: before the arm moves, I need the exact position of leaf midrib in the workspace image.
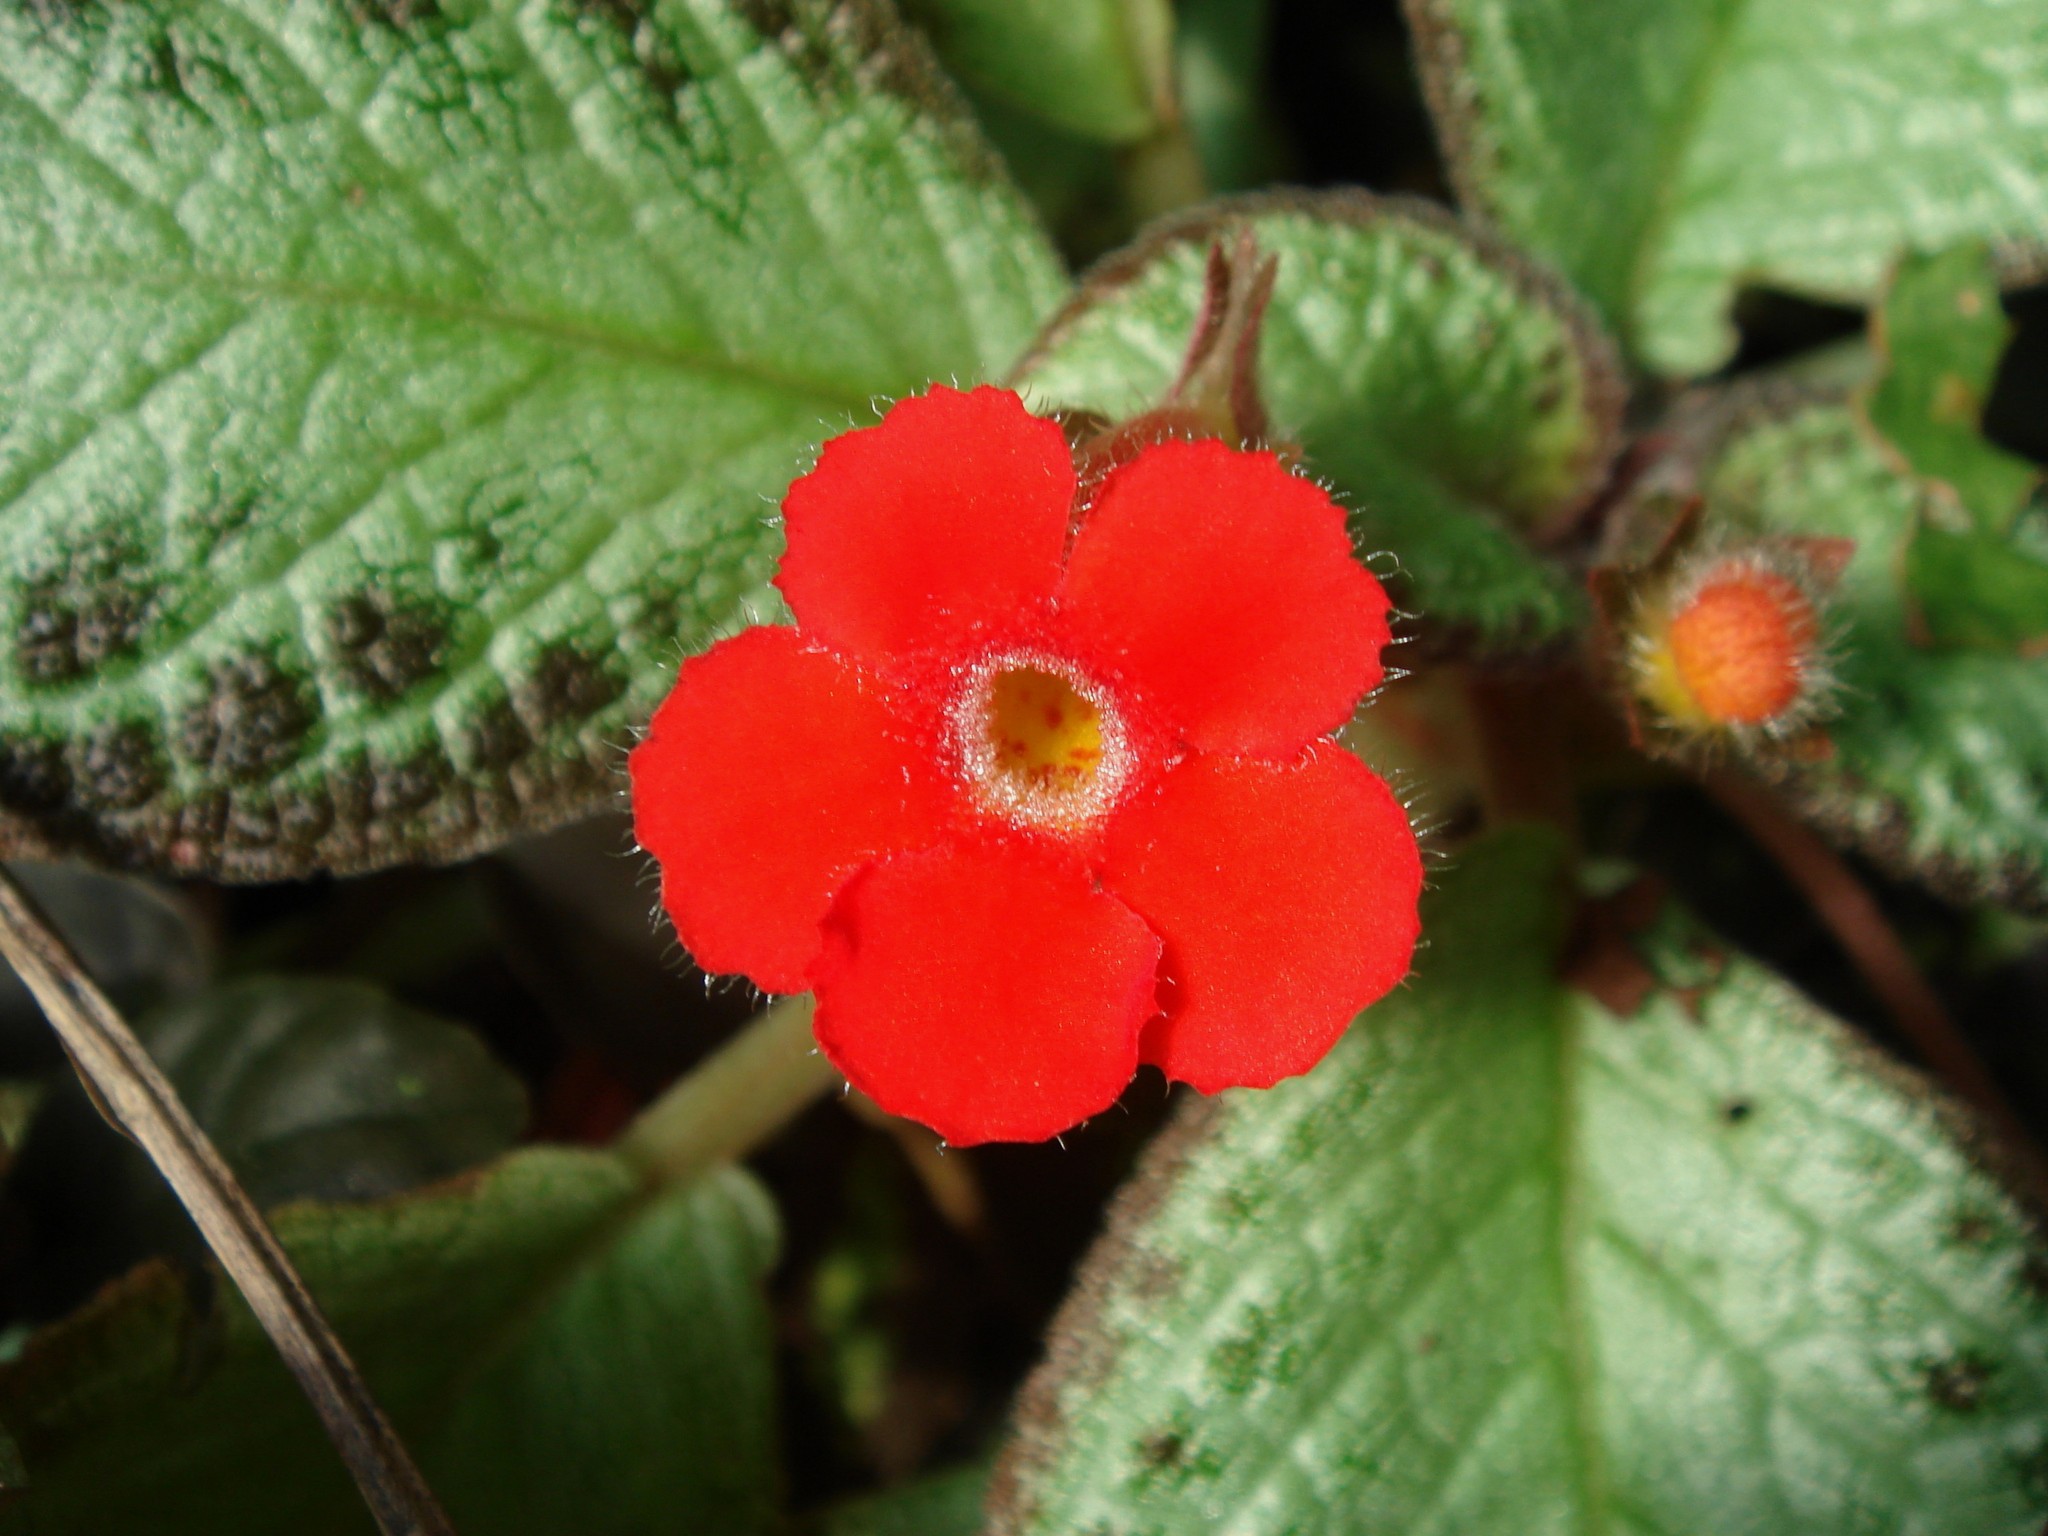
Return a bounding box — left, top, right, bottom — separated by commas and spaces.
4, 266, 878, 415
1619, 0, 1759, 344
413, 1154, 709, 1435
1553, 1000, 1613, 1536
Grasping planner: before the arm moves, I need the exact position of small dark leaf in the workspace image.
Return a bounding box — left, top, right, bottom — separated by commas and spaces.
2, 987, 528, 1335
901, 0, 1175, 142
809, 1463, 989, 1536
22, 973, 522, 1204
143, 976, 526, 1207
0, 865, 205, 1073
1862, 244, 2039, 535
3, 975, 523, 1321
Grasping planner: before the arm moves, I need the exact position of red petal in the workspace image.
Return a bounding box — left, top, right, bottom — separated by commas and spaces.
1101, 746, 1421, 1094
777, 386, 1076, 667
630, 628, 950, 993
1059, 439, 1392, 758
811, 841, 1160, 1145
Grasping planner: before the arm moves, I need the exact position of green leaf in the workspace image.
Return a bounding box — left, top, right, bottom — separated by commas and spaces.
1012, 193, 1624, 652
1406, 0, 2048, 374
141, 975, 526, 1206
1863, 244, 2039, 536
427, 1162, 780, 1533
1904, 523, 2048, 655
1854, 243, 2048, 657
987, 830, 2048, 1536
901, 0, 1174, 142
1692, 393, 2048, 910
3, 973, 526, 1318
0, 1149, 781, 1535
0, 0, 1065, 881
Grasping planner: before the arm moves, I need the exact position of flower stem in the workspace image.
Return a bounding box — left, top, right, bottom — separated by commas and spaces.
1467, 668, 1580, 840
616, 993, 839, 1190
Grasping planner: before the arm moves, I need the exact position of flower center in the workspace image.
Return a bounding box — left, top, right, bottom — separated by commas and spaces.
951, 654, 1131, 830
991, 664, 1102, 780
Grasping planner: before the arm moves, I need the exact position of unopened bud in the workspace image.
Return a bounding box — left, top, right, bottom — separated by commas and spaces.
1630, 550, 1837, 737
1069, 228, 1284, 494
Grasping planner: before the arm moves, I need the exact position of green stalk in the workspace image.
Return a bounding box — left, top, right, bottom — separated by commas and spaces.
616, 992, 839, 1189
1118, 118, 1210, 225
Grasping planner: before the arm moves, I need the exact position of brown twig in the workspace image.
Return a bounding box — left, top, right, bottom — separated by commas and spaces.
0, 867, 455, 1536
1705, 773, 2048, 1187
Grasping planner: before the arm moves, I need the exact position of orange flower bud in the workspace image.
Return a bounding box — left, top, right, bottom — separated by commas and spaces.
1630, 551, 1835, 737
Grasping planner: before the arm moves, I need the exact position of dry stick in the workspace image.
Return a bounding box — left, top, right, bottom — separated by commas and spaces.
0, 867, 455, 1536
1706, 773, 2048, 1189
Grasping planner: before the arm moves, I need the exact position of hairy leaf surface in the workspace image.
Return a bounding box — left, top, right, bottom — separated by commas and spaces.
989, 831, 2048, 1535
0, 0, 1063, 879
1013, 192, 1623, 653
1407, 0, 2048, 373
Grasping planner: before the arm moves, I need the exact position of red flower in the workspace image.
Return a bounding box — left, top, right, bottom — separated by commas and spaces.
631, 386, 1422, 1145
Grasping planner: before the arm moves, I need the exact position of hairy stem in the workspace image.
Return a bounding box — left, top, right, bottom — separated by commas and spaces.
1468, 668, 1580, 838
0, 868, 454, 1536
617, 992, 839, 1189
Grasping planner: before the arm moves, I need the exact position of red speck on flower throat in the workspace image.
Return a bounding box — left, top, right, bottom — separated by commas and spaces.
630, 385, 1422, 1144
